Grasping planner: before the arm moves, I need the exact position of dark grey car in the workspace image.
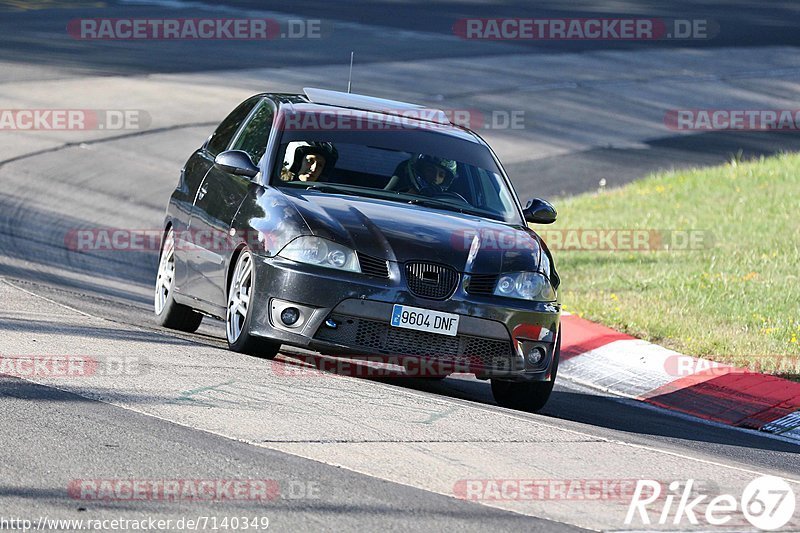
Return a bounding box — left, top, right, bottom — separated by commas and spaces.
155, 88, 561, 411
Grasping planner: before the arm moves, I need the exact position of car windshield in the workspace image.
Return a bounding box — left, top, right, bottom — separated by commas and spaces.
271, 125, 521, 223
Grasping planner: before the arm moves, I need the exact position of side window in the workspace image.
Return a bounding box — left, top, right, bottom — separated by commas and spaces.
230, 100, 275, 165
206, 97, 260, 157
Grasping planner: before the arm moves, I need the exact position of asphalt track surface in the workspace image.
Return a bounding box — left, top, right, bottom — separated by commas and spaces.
0, 1, 799, 531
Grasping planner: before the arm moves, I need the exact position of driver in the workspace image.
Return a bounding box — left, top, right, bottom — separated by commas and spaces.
280, 141, 338, 182
385, 154, 457, 195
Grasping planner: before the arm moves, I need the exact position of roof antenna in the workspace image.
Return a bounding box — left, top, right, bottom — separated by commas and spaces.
347, 51, 354, 93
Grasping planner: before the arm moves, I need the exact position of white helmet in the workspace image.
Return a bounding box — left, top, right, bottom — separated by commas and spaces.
282, 141, 338, 176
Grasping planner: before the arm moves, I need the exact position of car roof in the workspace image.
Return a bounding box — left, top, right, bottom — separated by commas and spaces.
260, 91, 485, 145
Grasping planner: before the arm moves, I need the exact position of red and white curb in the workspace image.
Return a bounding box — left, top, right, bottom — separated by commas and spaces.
559, 313, 800, 443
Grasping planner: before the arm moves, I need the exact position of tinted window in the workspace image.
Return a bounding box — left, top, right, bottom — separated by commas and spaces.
231, 100, 274, 164
273, 140, 518, 223
206, 97, 260, 157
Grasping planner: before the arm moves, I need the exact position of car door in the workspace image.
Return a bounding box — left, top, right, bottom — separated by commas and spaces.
175, 96, 261, 295
186, 98, 276, 309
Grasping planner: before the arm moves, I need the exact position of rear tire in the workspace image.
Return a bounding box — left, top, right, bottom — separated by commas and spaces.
154, 228, 203, 333
491, 331, 560, 412
226, 248, 280, 360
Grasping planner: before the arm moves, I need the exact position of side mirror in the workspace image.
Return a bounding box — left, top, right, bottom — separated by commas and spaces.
214, 150, 259, 178
523, 198, 557, 224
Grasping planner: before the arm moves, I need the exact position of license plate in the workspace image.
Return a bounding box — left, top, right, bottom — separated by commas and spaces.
390, 304, 459, 337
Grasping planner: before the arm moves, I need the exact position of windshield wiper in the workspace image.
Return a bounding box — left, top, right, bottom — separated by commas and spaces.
406, 197, 487, 218
303, 185, 493, 218
304, 184, 360, 197
304, 183, 397, 202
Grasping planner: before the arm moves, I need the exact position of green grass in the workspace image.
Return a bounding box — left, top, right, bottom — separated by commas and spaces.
545, 152, 800, 376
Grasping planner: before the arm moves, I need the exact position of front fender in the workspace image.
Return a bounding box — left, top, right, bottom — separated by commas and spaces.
230, 185, 312, 258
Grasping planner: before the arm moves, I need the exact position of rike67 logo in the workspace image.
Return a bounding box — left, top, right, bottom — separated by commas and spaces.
626, 476, 796, 530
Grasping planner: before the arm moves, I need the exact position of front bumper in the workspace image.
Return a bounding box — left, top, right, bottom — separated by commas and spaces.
248, 255, 560, 382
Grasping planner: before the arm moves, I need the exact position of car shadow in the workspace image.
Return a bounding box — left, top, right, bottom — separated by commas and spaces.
277, 351, 800, 454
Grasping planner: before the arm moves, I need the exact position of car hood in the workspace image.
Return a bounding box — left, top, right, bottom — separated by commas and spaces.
280, 189, 543, 274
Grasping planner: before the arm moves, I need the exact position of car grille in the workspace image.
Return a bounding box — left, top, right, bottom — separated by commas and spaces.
405, 261, 459, 300
465, 274, 498, 296
315, 314, 518, 370
357, 252, 390, 278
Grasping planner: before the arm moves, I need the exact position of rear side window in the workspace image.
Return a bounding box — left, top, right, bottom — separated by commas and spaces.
206, 97, 260, 157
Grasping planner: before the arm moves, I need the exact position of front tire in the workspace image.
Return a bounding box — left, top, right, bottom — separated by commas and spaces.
226, 248, 280, 359
491, 331, 560, 412
491, 378, 554, 413
154, 228, 203, 332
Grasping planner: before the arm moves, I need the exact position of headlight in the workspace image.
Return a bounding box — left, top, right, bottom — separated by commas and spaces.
494, 272, 556, 302
278, 236, 360, 273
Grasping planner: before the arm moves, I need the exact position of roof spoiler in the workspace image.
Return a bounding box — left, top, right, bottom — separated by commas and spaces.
303, 87, 451, 125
